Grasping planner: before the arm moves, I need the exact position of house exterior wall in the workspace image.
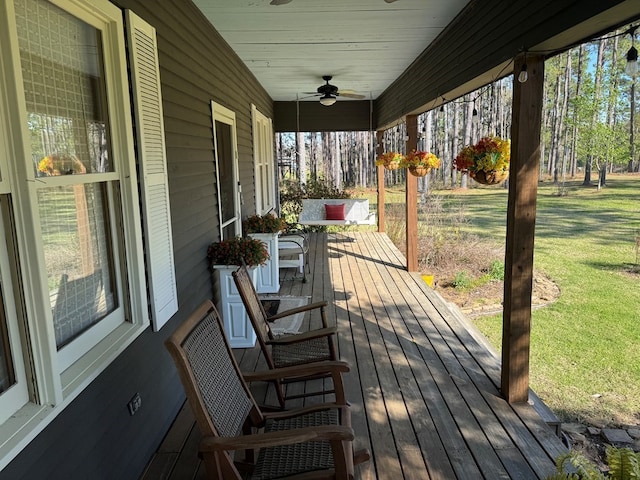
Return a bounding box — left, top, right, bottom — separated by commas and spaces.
273, 100, 372, 132
0, 0, 271, 478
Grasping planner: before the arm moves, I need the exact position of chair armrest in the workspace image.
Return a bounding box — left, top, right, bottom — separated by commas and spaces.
242, 360, 349, 383
267, 301, 328, 322
267, 326, 336, 345
199, 425, 354, 452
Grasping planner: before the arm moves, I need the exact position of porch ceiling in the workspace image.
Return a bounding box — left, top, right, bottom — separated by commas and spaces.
190, 0, 469, 102
192, 0, 640, 130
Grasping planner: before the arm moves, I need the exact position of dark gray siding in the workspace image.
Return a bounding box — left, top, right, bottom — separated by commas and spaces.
375, 0, 640, 128
0, 0, 272, 478
274, 100, 372, 132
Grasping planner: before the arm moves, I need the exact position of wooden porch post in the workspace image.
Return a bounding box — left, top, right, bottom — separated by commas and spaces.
376, 130, 385, 233
405, 115, 418, 272
501, 53, 544, 403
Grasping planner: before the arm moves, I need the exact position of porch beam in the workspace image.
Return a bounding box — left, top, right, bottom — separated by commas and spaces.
377, 130, 385, 233
501, 53, 544, 403
405, 115, 418, 272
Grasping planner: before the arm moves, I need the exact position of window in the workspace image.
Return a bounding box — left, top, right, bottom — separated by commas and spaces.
0, 0, 173, 469
0, 198, 29, 426
15, 0, 127, 371
252, 105, 276, 214
212, 102, 240, 239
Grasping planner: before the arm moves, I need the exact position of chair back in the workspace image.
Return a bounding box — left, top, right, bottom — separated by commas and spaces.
165, 300, 262, 439
232, 264, 276, 367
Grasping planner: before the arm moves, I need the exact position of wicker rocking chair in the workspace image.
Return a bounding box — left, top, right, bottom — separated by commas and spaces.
165, 300, 369, 480
232, 264, 339, 407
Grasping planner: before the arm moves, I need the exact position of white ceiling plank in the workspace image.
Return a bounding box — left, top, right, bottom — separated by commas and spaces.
192, 0, 469, 101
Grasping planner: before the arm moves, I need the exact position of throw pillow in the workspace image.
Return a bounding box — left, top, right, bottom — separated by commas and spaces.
325, 203, 346, 221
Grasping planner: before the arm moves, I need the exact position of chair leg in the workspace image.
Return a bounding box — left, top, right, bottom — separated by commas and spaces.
353, 449, 371, 465
275, 379, 286, 408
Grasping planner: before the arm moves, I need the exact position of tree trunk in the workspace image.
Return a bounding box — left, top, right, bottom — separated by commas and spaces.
630, 81, 636, 172
558, 52, 571, 183
584, 37, 606, 186
297, 132, 306, 184
451, 100, 460, 186
571, 45, 585, 178
461, 95, 474, 189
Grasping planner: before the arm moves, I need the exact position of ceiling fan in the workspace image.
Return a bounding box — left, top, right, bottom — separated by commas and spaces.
303, 76, 366, 106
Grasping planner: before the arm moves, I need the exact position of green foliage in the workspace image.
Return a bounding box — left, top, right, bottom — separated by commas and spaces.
550, 451, 606, 480
207, 237, 269, 267
453, 271, 472, 289
487, 260, 504, 281
605, 446, 640, 479
242, 213, 287, 234
546, 447, 640, 480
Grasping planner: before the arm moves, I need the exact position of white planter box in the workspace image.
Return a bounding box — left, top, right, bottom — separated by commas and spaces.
249, 233, 280, 294
212, 265, 259, 348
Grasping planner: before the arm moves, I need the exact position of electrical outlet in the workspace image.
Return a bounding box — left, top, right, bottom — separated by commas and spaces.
127, 392, 142, 416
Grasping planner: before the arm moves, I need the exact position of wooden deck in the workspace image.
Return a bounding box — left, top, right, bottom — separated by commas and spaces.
142, 231, 566, 480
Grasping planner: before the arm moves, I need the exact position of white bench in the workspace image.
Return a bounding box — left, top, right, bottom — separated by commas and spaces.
298, 199, 376, 226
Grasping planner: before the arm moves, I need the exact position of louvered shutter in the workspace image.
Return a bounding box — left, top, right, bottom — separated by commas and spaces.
126, 10, 178, 331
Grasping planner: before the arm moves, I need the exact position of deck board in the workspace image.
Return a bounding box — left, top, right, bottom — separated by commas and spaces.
143, 231, 566, 480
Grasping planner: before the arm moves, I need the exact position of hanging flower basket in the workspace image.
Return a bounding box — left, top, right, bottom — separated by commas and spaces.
375, 152, 403, 171
408, 165, 431, 177
453, 136, 510, 185
471, 169, 509, 185
401, 150, 441, 177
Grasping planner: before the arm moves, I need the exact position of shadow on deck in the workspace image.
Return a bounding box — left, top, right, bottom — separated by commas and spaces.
141, 231, 566, 480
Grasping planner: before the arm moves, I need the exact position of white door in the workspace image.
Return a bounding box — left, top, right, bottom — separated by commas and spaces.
212, 102, 241, 239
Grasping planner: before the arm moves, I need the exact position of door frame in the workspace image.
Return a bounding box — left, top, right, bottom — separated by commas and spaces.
211, 101, 241, 239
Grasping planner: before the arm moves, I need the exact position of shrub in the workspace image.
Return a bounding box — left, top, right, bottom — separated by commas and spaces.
207, 237, 269, 268
243, 213, 287, 234
453, 271, 472, 289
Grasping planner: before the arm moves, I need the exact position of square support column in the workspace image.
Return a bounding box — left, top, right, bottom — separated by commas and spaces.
376, 130, 385, 233
405, 115, 418, 272
501, 53, 544, 403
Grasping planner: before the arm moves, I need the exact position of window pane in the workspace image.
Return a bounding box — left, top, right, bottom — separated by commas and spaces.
15, 0, 112, 176
215, 121, 235, 224
39, 184, 117, 348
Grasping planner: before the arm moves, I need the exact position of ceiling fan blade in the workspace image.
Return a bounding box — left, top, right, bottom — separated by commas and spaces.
384, 0, 400, 3
270, 0, 293, 5
338, 92, 366, 99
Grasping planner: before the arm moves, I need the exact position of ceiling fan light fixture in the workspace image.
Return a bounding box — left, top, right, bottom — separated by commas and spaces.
319, 93, 337, 106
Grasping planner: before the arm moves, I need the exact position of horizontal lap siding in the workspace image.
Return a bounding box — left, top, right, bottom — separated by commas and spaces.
376, 0, 639, 128
0, 0, 272, 478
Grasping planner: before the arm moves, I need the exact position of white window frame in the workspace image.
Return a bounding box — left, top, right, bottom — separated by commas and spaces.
0, 0, 155, 470
251, 104, 276, 215
212, 102, 241, 239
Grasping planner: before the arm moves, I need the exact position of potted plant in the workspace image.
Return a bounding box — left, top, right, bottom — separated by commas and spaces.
453, 135, 511, 185
243, 213, 287, 234
375, 151, 403, 170
207, 237, 269, 347
400, 150, 441, 177
243, 213, 286, 293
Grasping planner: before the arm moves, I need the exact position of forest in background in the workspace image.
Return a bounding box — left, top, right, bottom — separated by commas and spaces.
275, 22, 639, 191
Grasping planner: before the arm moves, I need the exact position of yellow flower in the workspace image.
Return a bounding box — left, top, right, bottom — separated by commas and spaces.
400, 150, 441, 169
454, 136, 510, 173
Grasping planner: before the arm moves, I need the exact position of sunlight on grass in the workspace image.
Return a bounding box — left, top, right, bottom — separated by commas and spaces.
368, 175, 640, 426
463, 175, 640, 425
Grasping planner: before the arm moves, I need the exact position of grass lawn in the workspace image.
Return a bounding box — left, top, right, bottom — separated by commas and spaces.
457, 175, 640, 426
363, 174, 640, 426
